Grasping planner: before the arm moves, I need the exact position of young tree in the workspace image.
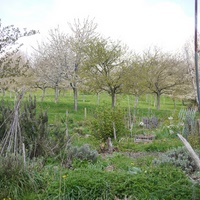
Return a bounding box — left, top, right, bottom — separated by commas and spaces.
122, 55, 147, 106
32, 28, 71, 103
68, 18, 98, 111
81, 37, 127, 107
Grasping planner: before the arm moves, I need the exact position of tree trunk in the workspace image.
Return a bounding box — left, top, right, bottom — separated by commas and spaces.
2, 88, 5, 97
111, 93, 116, 108
73, 86, 78, 111
173, 98, 176, 110
134, 95, 139, 109
97, 92, 100, 105
55, 85, 59, 103
41, 87, 46, 102
70, 82, 78, 111
156, 92, 161, 110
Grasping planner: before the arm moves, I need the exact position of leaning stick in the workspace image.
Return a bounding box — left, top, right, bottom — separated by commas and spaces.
177, 134, 200, 170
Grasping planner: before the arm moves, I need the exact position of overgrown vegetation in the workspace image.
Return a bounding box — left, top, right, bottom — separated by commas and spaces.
0, 91, 199, 200
1, 17, 200, 199
92, 105, 126, 141
153, 146, 200, 174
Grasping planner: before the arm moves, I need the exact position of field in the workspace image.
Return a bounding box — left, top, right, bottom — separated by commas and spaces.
0, 89, 200, 200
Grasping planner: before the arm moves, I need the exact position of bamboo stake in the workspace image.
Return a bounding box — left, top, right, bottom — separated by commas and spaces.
84, 107, 87, 119
113, 122, 116, 140
22, 143, 26, 167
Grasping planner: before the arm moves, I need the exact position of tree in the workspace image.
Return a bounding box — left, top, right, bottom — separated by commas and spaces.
32, 27, 71, 103
184, 37, 200, 104
141, 48, 186, 110
68, 18, 98, 111
81, 37, 127, 107
0, 20, 37, 93
122, 54, 147, 108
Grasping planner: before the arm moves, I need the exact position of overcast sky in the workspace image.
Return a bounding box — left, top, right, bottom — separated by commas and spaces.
0, 0, 197, 53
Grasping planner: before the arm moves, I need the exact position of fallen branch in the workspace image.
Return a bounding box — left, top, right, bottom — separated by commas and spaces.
177, 134, 200, 170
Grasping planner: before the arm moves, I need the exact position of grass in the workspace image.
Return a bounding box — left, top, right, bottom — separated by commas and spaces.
0, 89, 200, 199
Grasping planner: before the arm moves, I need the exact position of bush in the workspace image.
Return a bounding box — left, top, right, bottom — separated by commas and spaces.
92, 105, 126, 141
21, 95, 50, 158
63, 144, 98, 168
153, 146, 200, 174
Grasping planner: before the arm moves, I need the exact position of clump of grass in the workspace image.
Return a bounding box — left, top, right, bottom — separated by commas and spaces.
0, 154, 45, 199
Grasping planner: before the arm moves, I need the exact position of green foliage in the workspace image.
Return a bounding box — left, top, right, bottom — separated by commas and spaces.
0, 154, 45, 199
41, 164, 200, 200
68, 144, 98, 163
153, 146, 200, 174
92, 105, 126, 141
0, 90, 196, 199
21, 95, 50, 158
118, 137, 182, 152
188, 134, 200, 149
58, 141, 99, 169
178, 108, 196, 138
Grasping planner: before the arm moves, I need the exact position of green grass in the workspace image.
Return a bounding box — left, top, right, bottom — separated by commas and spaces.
1, 89, 200, 199
1, 89, 185, 123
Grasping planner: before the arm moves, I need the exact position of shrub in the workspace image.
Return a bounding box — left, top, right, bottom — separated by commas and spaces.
67, 144, 98, 163
92, 105, 126, 141
21, 95, 50, 158
153, 146, 200, 174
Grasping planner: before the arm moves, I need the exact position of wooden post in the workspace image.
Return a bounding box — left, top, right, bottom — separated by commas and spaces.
97, 92, 100, 105
107, 137, 113, 154
84, 107, 87, 119
22, 143, 26, 167
65, 123, 68, 138
66, 110, 69, 138
113, 122, 116, 140
177, 134, 200, 169
82, 94, 85, 102
195, 0, 200, 111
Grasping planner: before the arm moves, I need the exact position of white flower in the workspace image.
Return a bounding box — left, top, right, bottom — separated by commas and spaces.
139, 121, 144, 126
168, 116, 173, 120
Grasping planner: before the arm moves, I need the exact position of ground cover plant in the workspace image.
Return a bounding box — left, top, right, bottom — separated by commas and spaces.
0, 89, 200, 199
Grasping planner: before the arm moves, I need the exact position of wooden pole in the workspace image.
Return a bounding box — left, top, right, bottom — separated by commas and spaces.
84, 107, 87, 119
194, 0, 200, 111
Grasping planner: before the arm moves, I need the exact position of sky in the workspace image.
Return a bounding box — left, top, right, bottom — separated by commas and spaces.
0, 0, 197, 54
